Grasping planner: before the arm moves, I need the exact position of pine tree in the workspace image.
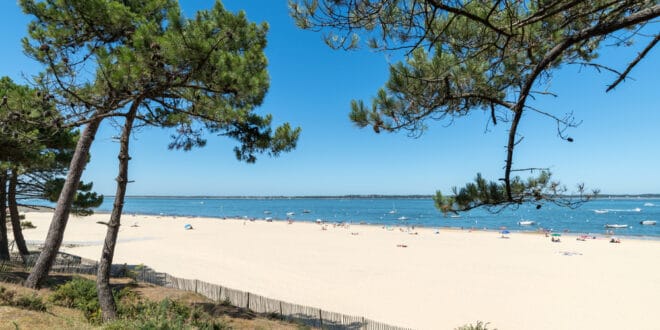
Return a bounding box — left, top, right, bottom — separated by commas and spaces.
291, 0, 658, 212
18, 3, 300, 323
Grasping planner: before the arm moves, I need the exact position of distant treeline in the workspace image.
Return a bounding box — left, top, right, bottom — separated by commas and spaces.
120, 195, 435, 199
112, 194, 660, 200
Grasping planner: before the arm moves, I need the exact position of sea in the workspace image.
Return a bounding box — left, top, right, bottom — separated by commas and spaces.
81, 196, 660, 238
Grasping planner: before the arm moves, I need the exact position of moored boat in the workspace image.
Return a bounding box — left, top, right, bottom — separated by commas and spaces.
640, 220, 657, 225
517, 220, 536, 226
604, 224, 628, 229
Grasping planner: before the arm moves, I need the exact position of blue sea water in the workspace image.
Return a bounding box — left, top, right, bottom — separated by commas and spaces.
87, 197, 660, 237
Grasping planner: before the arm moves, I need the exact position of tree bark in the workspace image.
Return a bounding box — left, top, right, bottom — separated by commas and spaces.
0, 171, 10, 260
97, 101, 139, 322
8, 169, 29, 260
24, 115, 103, 289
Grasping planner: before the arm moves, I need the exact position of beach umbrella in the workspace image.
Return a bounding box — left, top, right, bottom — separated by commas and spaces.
501, 230, 510, 234
551, 233, 561, 237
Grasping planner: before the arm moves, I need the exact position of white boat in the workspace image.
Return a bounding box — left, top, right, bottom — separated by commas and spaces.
633, 207, 642, 212
450, 215, 461, 218
594, 210, 609, 214
604, 224, 628, 229
286, 212, 295, 217
640, 220, 657, 225
264, 217, 273, 221
388, 203, 397, 214
397, 216, 409, 221
644, 203, 655, 207
517, 220, 536, 226
263, 210, 272, 215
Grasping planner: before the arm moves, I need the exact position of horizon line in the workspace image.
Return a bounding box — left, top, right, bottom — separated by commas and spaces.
104, 193, 660, 199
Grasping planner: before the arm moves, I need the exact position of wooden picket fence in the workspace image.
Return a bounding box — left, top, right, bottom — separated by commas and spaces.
7, 252, 413, 330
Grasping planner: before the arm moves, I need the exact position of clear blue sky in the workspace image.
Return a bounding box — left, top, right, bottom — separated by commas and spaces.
2, 1, 659, 196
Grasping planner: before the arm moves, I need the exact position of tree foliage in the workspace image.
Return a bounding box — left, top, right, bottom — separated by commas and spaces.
291, 0, 659, 211
0, 76, 102, 215
43, 179, 103, 216
21, 0, 300, 157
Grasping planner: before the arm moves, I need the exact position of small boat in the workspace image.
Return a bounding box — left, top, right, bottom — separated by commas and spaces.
517, 220, 536, 226
388, 203, 397, 214
397, 216, 409, 221
263, 210, 272, 215
644, 203, 655, 207
633, 207, 642, 212
302, 209, 311, 214
594, 210, 609, 214
286, 212, 295, 217
265, 217, 273, 221
604, 224, 628, 229
450, 215, 461, 219
640, 220, 657, 225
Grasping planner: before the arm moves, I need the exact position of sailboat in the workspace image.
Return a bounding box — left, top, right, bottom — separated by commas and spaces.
388, 203, 397, 214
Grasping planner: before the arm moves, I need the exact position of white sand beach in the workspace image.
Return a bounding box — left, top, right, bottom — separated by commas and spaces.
21, 212, 660, 330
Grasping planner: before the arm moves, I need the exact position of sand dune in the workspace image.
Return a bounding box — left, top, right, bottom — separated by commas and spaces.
21, 212, 660, 330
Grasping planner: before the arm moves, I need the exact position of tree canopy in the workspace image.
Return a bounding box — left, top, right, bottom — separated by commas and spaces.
290, 0, 659, 212
21, 0, 300, 157
0, 76, 102, 215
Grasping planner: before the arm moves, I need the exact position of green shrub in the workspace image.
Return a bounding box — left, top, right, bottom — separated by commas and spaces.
19, 214, 25, 220
20, 221, 36, 229
456, 321, 496, 330
13, 293, 47, 311
50, 277, 101, 323
110, 298, 226, 330
49, 277, 137, 324
48, 278, 226, 329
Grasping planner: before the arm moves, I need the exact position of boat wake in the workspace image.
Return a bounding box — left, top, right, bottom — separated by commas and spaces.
597, 208, 642, 213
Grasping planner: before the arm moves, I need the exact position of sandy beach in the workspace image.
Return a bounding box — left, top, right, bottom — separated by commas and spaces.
20, 211, 660, 330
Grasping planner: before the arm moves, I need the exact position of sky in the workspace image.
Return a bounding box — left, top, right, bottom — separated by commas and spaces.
1, 1, 659, 196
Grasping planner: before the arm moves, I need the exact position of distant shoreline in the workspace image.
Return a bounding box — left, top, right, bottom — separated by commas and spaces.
112, 194, 660, 199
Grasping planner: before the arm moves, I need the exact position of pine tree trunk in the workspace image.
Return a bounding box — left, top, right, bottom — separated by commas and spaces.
24, 116, 103, 289
0, 171, 10, 261
9, 169, 30, 259
97, 102, 138, 322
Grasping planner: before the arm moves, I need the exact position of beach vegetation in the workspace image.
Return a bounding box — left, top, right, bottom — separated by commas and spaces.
49, 276, 225, 328
290, 0, 657, 212
1, 273, 301, 329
